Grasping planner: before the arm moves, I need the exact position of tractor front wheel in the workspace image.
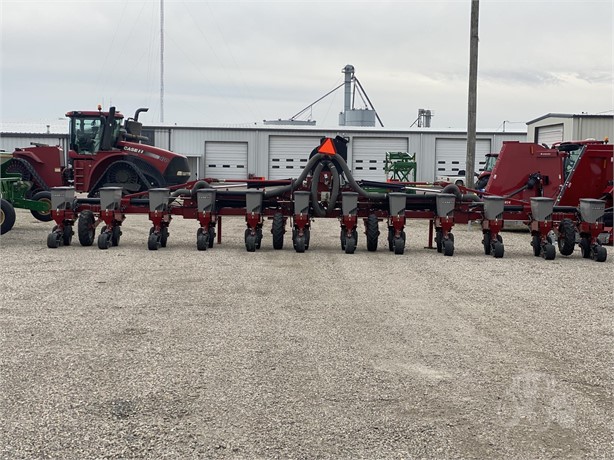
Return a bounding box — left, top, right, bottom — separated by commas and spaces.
0, 199, 16, 235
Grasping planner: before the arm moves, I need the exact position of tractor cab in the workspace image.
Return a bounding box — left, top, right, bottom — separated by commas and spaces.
67, 108, 124, 155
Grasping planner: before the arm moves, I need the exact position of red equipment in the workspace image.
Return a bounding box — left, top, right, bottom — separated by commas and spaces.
45, 137, 609, 262
5, 106, 191, 197
484, 140, 613, 211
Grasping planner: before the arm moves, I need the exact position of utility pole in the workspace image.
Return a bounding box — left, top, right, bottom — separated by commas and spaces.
466, 0, 479, 189
160, 0, 165, 123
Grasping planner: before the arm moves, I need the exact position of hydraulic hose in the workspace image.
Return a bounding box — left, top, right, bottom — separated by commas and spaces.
310, 162, 341, 217
190, 180, 211, 198
311, 163, 326, 217
330, 154, 387, 199
263, 153, 327, 198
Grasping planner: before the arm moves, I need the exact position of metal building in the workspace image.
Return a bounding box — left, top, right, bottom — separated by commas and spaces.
526, 113, 613, 145
140, 124, 526, 182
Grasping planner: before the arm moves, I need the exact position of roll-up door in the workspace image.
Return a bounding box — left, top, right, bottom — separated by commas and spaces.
269, 136, 321, 179
536, 124, 563, 147
435, 138, 491, 176
352, 137, 408, 181
204, 141, 248, 179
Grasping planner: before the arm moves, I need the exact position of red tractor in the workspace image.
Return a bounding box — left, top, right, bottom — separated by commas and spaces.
5, 106, 191, 198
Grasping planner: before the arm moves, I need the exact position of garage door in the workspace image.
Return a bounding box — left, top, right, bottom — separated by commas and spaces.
435, 138, 491, 176
204, 141, 248, 180
352, 137, 408, 181
269, 136, 321, 179
536, 124, 563, 147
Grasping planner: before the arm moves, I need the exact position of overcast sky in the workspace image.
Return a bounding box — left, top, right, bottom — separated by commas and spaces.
1, 0, 612, 131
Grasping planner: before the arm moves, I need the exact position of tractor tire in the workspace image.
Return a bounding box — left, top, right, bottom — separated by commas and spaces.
62, 225, 73, 246
208, 226, 215, 248
531, 234, 541, 257
147, 233, 160, 251
393, 236, 405, 255
294, 235, 306, 253
482, 231, 491, 255
271, 213, 285, 250
111, 225, 122, 247
1, 199, 16, 235
435, 229, 443, 253
47, 231, 60, 249
579, 237, 591, 259
245, 234, 256, 252
78, 210, 95, 246
443, 239, 454, 257
98, 230, 112, 250
340, 227, 347, 250
557, 218, 576, 256
493, 241, 504, 258
30, 191, 53, 222
255, 227, 263, 250
196, 228, 208, 251
543, 243, 556, 260
593, 245, 607, 263
344, 236, 356, 254
160, 226, 169, 248
366, 214, 379, 252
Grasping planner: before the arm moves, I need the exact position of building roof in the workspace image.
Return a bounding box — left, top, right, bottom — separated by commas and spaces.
0, 121, 68, 135
527, 113, 614, 125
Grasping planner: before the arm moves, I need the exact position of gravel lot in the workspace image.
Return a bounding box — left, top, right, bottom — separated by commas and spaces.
1, 208, 613, 459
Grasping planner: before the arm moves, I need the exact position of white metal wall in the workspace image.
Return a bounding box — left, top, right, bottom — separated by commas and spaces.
0, 135, 68, 154
268, 136, 321, 179
204, 141, 248, 179
351, 137, 408, 181
435, 138, 492, 176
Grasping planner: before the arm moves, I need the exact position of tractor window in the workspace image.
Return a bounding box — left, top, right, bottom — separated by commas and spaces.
563, 146, 584, 180
484, 155, 498, 172
71, 117, 103, 154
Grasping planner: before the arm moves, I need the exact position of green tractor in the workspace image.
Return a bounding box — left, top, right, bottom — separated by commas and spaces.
1, 152, 52, 234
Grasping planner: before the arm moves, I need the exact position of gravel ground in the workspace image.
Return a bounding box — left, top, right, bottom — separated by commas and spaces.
1, 208, 613, 459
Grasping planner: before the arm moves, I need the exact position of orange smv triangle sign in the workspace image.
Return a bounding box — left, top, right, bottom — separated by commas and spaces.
318, 138, 337, 156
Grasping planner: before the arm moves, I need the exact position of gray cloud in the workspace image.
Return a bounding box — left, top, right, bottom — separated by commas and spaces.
1, 0, 612, 129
